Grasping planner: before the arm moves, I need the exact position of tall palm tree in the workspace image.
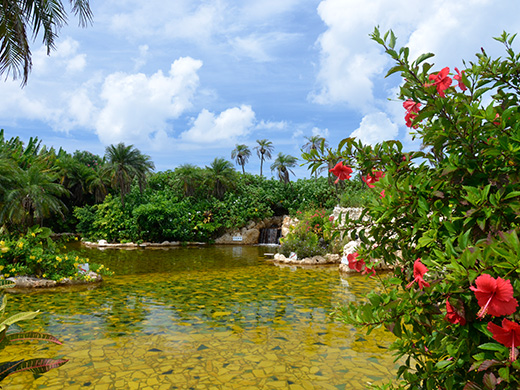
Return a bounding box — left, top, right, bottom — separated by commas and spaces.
254, 139, 274, 177
0, 0, 93, 86
174, 164, 203, 197
302, 136, 329, 179
231, 144, 251, 174
204, 158, 236, 199
302, 135, 328, 153
105, 143, 155, 207
271, 153, 298, 185
0, 164, 68, 228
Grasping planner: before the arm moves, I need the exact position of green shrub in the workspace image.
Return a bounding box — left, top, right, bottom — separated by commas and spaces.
0, 226, 110, 281
279, 209, 338, 258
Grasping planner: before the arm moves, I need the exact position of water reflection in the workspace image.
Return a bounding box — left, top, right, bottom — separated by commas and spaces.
3, 246, 396, 389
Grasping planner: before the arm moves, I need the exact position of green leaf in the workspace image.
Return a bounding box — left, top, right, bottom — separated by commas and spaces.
0, 311, 40, 332
478, 343, 509, 353
415, 52, 435, 65
435, 360, 453, 370
504, 191, 520, 200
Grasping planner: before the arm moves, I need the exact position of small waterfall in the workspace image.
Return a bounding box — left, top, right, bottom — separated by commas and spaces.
259, 227, 282, 244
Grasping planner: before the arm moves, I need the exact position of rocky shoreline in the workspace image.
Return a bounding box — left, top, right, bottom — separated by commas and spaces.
6, 272, 103, 290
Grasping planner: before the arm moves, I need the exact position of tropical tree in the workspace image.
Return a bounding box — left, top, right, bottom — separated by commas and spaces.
270, 153, 297, 185
173, 164, 203, 197
204, 158, 236, 199
302, 136, 328, 179
104, 143, 155, 207
0, 0, 93, 86
302, 135, 328, 153
231, 144, 251, 174
254, 139, 274, 177
0, 163, 68, 229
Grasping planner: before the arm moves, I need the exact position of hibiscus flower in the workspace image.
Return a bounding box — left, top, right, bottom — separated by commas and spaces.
403, 99, 421, 128
487, 318, 520, 361
453, 67, 467, 91
470, 274, 518, 318
347, 252, 365, 273
329, 162, 352, 184
362, 171, 385, 188
426, 67, 452, 97
362, 265, 376, 277
403, 99, 421, 114
445, 299, 466, 326
406, 258, 430, 290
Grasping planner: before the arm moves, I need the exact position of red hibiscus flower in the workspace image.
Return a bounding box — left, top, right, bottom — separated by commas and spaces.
426, 67, 452, 97
347, 252, 365, 272
406, 258, 430, 290
403, 99, 421, 128
362, 265, 376, 278
470, 274, 518, 318
404, 112, 419, 128
445, 299, 466, 326
403, 99, 421, 114
362, 171, 385, 188
380, 189, 385, 199
453, 67, 467, 91
487, 318, 520, 361
330, 162, 352, 184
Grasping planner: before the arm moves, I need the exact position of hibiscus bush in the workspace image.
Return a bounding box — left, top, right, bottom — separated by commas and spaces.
319, 29, 520, 389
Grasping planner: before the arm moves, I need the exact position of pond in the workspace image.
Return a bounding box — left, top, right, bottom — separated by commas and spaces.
3, 245, 397, 389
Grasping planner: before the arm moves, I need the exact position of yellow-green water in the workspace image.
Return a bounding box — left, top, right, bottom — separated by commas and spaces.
2, 246, 397, 389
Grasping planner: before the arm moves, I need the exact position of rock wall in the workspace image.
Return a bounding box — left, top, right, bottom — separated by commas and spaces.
215, 216, 284, 245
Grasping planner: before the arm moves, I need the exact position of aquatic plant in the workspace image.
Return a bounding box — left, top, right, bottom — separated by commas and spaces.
0, 279, 67, 382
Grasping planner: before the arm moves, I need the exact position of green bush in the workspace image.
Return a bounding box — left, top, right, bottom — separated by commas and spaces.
0, 226, 110, 281
279, 209, 338, 258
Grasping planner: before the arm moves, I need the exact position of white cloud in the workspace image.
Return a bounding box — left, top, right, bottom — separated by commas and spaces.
95, 57, 203, 146
349, 112, 398, 145
312, 126, 329, 138
255, 120, 287, 130
180, 105, 256, 144
133, 45, 149, 71
110, 0, 223, 43
311, 0, 520, 111
32, 37, 87, 75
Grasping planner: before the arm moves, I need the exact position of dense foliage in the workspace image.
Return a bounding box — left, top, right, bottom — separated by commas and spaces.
314, 29, 520, 389
73, 173, 349, 243
0, 227, 110, 281
278, 208, 340, 258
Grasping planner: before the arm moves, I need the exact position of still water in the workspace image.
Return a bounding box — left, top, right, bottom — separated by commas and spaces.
3, 245, 397, 389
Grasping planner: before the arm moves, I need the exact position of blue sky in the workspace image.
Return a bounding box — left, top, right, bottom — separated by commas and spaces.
2, 0, 520, 178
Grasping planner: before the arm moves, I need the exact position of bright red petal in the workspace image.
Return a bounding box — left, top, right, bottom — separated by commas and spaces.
488, 321, 513, 347
413, 259, 428, 278
494, 277, 515, 302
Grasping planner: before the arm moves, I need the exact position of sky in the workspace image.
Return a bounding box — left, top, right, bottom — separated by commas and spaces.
2, 0, 520, 179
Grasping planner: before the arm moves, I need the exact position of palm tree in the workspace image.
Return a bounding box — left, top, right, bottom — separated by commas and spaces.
0, 164, 68, 228
0, 0, 93, 86
204, 158, 236, 199
271, 153, 298, 185
254, 139, 274, 177
105, 143, 155, 207
302, 135, 328, 153
231, 144, 251, 174
302, 136, 329, 179
174, 164, 203, 197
